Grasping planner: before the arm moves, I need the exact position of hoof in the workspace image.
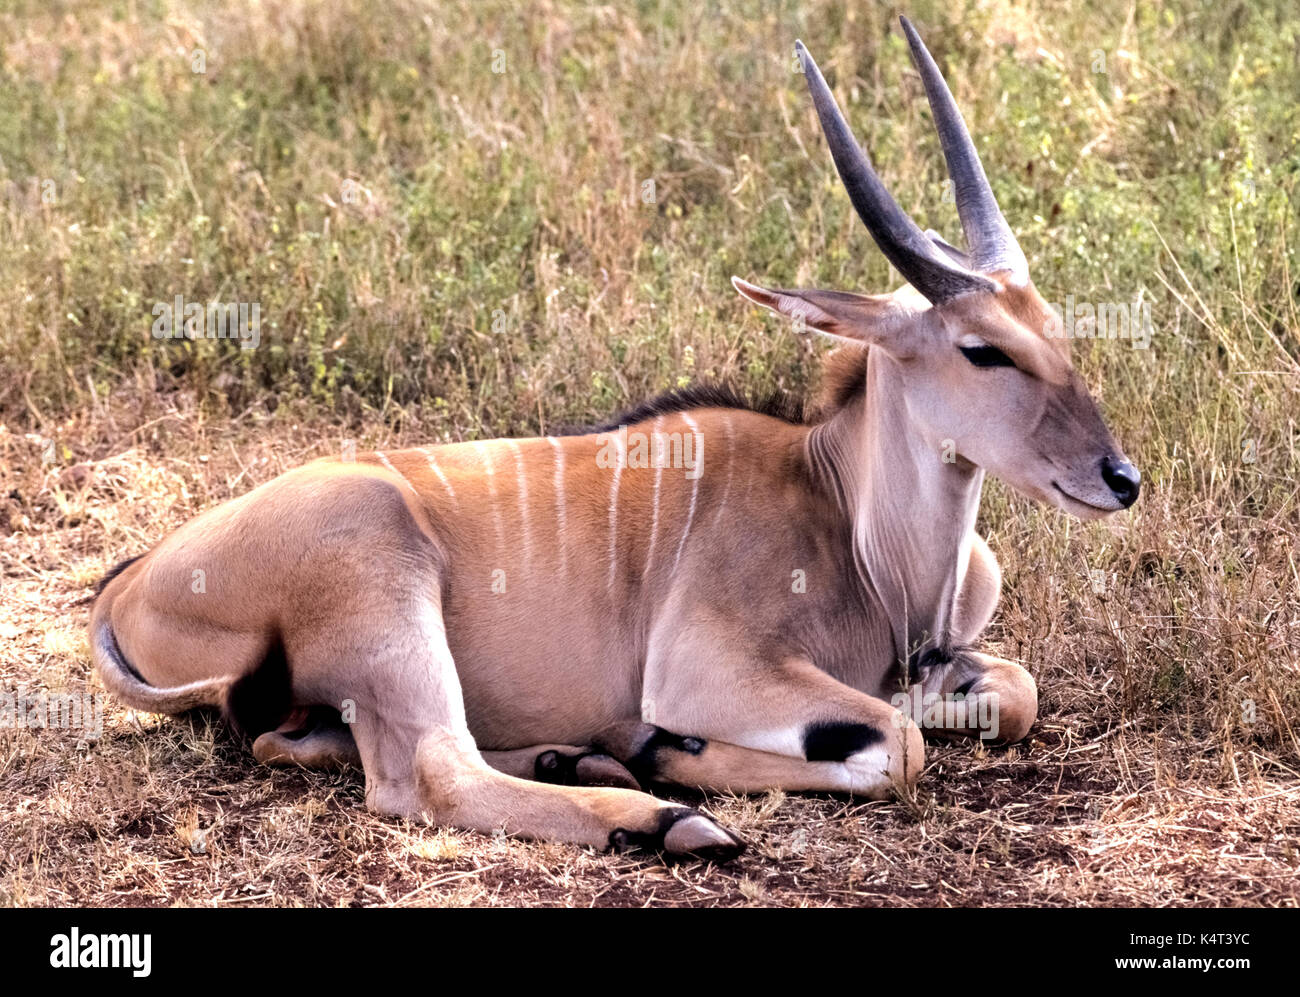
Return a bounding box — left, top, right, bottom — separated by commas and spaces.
535, 749, 640, 790
610, 808, 745, 864
251, 722, 360, 771
252, 731, 293, 766
574, 753, 641, 790
663, 814, 746, 862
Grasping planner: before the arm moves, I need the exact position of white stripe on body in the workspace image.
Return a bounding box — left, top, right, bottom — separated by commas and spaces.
547, 436, 568, 577
672, 414, 704, 575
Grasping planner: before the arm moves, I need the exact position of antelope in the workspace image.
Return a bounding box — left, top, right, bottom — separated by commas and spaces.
90, 17, 1139, 862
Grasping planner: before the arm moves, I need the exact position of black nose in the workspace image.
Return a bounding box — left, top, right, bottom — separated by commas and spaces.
1100, 455, 1140, 507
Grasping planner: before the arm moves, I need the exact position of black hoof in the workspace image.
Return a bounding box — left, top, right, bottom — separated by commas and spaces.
535, 749, 640, 789
609, 808, 746, 864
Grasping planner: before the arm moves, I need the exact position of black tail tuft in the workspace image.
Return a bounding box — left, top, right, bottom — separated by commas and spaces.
223, 633, 293, 739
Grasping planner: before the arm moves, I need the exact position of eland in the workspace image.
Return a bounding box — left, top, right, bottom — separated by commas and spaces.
90, 17, 1138, 861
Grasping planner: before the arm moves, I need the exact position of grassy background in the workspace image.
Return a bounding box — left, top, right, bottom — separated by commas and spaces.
1, 0, 1298, 906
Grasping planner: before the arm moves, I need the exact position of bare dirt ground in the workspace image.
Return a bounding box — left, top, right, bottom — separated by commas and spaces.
4, 397, 1296, 907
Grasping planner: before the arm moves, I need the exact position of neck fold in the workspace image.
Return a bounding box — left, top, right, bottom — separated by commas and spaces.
807, 349, 984, 674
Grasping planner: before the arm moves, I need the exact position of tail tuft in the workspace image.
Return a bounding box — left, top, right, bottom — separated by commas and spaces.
223, 634, 293, 738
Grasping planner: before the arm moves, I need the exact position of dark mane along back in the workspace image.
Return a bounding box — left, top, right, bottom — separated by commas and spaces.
94, 554, 144, 598
565, 382, 808, 435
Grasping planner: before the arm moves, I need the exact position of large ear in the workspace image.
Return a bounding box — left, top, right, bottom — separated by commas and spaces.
731, 276, 923, 349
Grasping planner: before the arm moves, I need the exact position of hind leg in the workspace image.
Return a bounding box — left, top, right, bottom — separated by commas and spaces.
252, 708, 361, 771
251, 717, 640, 789
299, 592, 742, 860
413, 729, 738, 857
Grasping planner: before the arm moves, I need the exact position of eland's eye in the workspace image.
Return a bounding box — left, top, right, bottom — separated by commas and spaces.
959, 344, 1015, 369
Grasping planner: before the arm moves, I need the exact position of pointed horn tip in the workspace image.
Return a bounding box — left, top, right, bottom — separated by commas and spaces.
898, 15, 926, 57
793, 40, 812, 68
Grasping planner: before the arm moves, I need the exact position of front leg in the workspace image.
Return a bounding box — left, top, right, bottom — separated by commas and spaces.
953, 533, 1002, 643
480, 744, 640, 790
911, 534, 1036, 744
596, 717, 921, 797
614, 617, 924, 797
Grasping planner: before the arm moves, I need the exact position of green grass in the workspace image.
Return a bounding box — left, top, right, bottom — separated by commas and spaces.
3, 0, 1293, 437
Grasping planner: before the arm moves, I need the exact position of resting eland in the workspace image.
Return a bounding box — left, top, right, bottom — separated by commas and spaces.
91, 17, 1138, 861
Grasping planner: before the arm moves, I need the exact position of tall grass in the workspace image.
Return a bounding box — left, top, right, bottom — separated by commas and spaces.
2, 1, 1292, 430
1, 0, 1297, 758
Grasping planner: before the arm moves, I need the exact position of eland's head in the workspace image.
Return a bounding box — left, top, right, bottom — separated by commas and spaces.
734, 16, 1139, 518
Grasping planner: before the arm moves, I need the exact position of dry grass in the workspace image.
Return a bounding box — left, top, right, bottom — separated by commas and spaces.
2, 0, 1298, 906
2, 393, 1297, 907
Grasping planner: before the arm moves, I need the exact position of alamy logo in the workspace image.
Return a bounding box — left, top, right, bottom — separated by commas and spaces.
49, 928, 151, 977
595, 424, 704, 480
1042, 295, 1152, 349
891, 686, 1000, 741
151, 295, 261, 350
0, 687, 104, 739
